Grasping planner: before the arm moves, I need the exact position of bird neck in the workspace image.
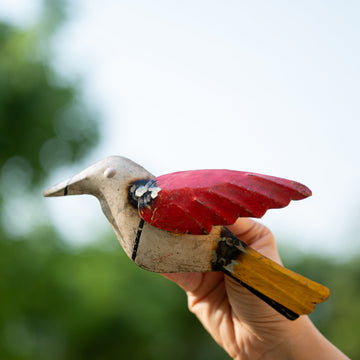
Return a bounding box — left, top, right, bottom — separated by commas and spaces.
97, 192, 141, 260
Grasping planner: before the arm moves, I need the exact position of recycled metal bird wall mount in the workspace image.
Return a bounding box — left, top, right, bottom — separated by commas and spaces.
44, 156, 330, 320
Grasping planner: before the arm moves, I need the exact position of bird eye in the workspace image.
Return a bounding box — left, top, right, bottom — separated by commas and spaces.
104, 168, 116, 178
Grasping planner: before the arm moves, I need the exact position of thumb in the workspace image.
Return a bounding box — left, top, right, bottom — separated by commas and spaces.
227, 218, 282, 265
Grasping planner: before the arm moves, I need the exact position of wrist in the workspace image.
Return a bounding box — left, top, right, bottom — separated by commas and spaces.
279, 316, 349, 360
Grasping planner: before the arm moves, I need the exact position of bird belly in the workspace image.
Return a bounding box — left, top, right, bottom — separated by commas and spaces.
133, 223, 221, 273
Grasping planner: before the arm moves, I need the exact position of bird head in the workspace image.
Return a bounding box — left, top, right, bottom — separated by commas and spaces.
43, 155, 152, 197
44, 156, 154, 257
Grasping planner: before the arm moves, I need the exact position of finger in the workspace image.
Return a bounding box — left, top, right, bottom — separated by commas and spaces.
161, 272, 204, 292
227, 218, 282, 264
162, 272, 224, 295
226, 218, 269, 245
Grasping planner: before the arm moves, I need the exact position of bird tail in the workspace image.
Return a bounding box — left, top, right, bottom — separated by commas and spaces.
215, 228, 330, 320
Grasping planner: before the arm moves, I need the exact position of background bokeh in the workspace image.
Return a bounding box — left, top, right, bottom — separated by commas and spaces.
1, 1, 359, 359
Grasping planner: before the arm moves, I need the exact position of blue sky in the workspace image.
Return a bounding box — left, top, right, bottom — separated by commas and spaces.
2, 1, 360, 255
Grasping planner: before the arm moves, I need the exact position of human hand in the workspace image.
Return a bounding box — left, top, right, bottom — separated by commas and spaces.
163, 218, 349, 360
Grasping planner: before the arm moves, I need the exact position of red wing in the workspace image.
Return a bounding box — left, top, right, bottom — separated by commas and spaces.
139, 170, 311, 235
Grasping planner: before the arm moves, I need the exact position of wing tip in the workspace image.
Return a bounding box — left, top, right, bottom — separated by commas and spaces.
249, 173, 312, 200
291, 182, 312, 199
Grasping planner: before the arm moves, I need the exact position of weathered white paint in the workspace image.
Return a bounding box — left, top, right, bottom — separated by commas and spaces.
44, 156, 218, 273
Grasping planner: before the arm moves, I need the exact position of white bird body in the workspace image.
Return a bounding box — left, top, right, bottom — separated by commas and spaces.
44, 156, 218, 272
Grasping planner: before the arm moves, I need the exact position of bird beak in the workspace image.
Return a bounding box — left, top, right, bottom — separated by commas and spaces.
43, 168, 92, 197
43, 178, 72, 197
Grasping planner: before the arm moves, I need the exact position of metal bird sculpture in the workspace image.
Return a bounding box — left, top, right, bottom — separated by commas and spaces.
44, 156, 329, 320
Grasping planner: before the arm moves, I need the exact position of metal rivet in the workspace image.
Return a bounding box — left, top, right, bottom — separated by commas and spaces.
135, 185, 148, 197
104, 168, 116, 178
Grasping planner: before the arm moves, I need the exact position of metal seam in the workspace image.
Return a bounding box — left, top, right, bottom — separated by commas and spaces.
132, 218, 145, 261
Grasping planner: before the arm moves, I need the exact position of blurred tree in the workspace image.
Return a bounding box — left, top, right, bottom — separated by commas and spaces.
0, 0, 99, 193
0, 1, 358, 360
0, 230, 229, 360
288, 254, 360, 359
0, 1, 227, 359
0, 228, 358, 359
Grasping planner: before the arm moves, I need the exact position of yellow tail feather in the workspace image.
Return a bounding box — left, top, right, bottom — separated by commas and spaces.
216, 227, 330, 319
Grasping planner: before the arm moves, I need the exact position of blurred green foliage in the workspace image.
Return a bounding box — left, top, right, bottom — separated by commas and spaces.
0, 1, 358, 359
0, 1, 99, 190
0, 226, 359, 359
289, 255, 360, 359
0, 229, 227, 360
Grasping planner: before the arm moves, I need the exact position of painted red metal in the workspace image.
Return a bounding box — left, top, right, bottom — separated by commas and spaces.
139, 170, 311, 235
